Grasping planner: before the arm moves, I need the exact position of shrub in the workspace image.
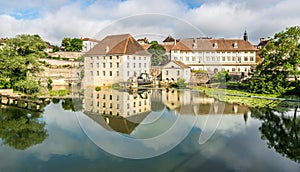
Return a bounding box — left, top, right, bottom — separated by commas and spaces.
211, 71, 231, 83
95, 86, 101, 91
0, 78, 11, 89
13, 78, 40, 94
49, 90, 57, 96
112, 83, 120, 89
58, 90, 67, 96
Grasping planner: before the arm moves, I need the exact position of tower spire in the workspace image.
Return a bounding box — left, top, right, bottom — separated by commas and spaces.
243, 29, 248, 41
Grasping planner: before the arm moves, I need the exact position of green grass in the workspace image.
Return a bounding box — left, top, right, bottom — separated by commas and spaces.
194, 86, 300, 110
58, 90, 67, 96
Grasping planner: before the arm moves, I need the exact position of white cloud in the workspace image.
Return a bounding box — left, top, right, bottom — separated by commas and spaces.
0, 0, 299, 45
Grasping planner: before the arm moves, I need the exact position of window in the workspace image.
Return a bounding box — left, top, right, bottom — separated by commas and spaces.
117, 104, 119, 109
103, 102, 106, 108
177, 70, 180, 76
133, 63, 136, 68
109, 56, 112, 60
192, 57, 196, 61
103, 63, 105, 68
127, 62, 129, 68
217, 57, 220, 61
139, 63, 141, 68
212, 57, 215, 61
250, 57, 254, 61
244, 57, 248, 61
127, 103, 130, 109
139, 101, 141, 106
139, 57, 141, 60
97, 71, 99, 76
144, 63, 146, 68
144, 57, 146, 60
186, 57, 189, 61
227, 57, 231, 61
127, 71, 130, 76
238, 68, 240, 72
117, 95, 119, 101
133, 56, 136, 60
222, 57, 225, 61
116, 71, 119, 76
116, 56, 119, 59
103, 71, 105, 76
90, 71, 93, 76
90, 63, 93, 68
166, 70, 168, 75
117, 62, 119, 68
103, 94, 106, 99
109, 95, 112, 100
110, 62, 112, 68
97, 63, 99, 68
110, 103, 112, 108
133, 102, 136, 108
206, 57, 210, 61
109, 71, 112, 76
232, 68, 236, 72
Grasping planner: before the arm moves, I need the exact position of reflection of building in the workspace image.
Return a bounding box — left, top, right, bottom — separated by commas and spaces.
84, 34, 151, 87
161, 89, 249, 115
83, 88, 151, 117
161, 60, 191, 82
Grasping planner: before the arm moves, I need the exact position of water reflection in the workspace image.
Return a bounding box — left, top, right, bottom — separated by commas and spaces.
251, 107, 300, 163
0, 105, 48, 150
82, 88, 250, 135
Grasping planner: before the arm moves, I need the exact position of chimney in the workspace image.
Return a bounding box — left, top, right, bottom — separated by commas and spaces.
260, 38, 265, 42
174, 39, 176, 45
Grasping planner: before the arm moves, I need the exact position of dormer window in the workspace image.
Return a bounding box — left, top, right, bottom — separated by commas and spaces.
233, 42, 238, 48
105, 46, 109, 53
213, 42, 218, 48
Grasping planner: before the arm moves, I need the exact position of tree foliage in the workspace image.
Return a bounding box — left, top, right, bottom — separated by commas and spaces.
0, 34, 46, 93
250, 26, 300, 94
61, 37, 83, 52
211, 71, 231, 83
148, 41, 168, 66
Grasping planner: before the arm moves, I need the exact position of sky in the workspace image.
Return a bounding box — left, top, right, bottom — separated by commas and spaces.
0, 0, 299, 45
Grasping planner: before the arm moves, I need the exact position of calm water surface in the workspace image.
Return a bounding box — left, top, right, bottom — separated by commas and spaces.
0, 89, 299, 172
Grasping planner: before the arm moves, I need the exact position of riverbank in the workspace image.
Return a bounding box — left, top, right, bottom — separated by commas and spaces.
193, 86, 300, 111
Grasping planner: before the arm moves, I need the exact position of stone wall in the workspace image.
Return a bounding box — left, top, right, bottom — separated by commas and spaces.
48, 52, 84, 59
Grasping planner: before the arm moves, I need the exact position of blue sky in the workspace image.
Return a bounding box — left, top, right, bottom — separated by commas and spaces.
0, 0, 299, 45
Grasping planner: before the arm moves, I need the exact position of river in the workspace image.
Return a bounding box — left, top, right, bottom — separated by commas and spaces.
0, 88, 299, 172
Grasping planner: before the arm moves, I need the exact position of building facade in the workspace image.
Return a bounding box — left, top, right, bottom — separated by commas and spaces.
161, 60, 191, 82
81, 38, 100, 52
164, 32, 258, 75
84, 34, 151, 87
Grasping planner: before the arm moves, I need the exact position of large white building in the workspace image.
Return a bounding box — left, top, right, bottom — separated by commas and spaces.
84, 34, 151, 87
81, 38, 100, 52
163, 31, 258, 75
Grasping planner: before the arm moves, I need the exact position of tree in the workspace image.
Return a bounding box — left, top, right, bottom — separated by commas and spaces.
61, 37, 83, 52
61, 37, 71, 50
52, 45, 60, 52
211, 71, 231, 83
0, 34, 46, 93
250, 26, 300, 94
148, 41, 168, 66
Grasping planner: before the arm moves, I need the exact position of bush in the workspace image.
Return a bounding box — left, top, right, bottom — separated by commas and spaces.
169, 78, 187, 88
49, 90, 57, 96
95, 86, 101, 91
211, 71, 231, 83
0, 78, 11, 89
13, 78, 40, 94
58, 90, 67, 96
112, 83, 120, 89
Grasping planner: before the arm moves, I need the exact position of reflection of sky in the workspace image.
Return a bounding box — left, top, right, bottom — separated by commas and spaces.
0, 101, 299, 171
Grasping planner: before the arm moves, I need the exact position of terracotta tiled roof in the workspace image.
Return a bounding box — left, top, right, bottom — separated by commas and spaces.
84, 34, 151, 56
164, 60, 190, 68
81, 37, 101, 42
141, 44, 151, 50
172, 38, 257, 51
162, 44, 175, 52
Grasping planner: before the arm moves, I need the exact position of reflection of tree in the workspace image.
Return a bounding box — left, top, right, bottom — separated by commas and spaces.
61, 98, 82, 112
251, 107, 300, 163
0, 107, 48, 150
